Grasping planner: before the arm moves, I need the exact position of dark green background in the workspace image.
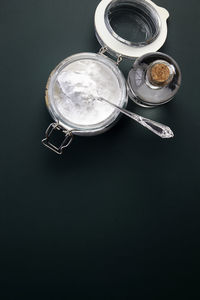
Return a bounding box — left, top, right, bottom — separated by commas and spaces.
0, 0, 200, 298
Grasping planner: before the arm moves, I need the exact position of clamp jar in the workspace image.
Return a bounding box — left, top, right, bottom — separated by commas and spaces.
42, 0, 171, 154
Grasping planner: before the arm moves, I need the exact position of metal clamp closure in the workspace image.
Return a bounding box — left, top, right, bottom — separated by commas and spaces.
98, 47, 122, 65
42, 123, 73, 155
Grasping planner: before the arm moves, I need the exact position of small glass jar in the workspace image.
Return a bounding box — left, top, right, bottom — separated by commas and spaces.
127, 52, 182, 107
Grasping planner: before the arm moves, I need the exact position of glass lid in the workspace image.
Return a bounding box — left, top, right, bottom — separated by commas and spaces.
95, 0, 169, 58
105, 0, 160, 47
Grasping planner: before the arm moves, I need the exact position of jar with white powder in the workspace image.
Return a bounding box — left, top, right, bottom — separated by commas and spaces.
42, 0, 176, 154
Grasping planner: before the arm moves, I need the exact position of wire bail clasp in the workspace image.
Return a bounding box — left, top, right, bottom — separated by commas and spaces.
42, 123, 73, 155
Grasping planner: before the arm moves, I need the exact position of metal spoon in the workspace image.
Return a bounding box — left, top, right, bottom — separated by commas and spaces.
96, 97, 174, 139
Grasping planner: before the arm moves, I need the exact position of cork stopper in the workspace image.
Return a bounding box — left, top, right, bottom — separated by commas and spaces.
150, 62, 171, 86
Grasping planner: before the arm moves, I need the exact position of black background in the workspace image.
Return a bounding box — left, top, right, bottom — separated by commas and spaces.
0, 0, 200, 298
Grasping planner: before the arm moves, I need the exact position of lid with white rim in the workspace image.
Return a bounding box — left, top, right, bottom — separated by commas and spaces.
95, 0, 169, 59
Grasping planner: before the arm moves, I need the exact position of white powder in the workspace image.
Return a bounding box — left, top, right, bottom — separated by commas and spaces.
53, 59, 122, 126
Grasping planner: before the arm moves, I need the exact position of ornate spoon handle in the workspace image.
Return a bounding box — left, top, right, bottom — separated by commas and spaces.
97, 98, 174, 139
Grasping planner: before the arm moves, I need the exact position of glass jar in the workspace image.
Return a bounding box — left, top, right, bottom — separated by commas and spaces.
43, 53, 128, 154
127, 52, 182, 107
42, 0, 175, 154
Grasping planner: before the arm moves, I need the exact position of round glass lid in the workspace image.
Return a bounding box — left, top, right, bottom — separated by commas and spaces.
95, 0, 169, 58
106, 0, 160, 46
45, 53, 128, 134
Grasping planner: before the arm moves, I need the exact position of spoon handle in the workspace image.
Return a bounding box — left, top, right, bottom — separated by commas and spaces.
98, 98, 174, 139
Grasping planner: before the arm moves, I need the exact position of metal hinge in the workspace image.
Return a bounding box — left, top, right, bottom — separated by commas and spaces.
98, 47, 123, 65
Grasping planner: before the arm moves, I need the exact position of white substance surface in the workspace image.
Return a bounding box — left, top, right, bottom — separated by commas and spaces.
53, 59, 122, 126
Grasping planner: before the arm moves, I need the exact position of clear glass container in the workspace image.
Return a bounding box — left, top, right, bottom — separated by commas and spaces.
45, 52, 128, 136
42, 0, 175, 154
127, 52, 182, 107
